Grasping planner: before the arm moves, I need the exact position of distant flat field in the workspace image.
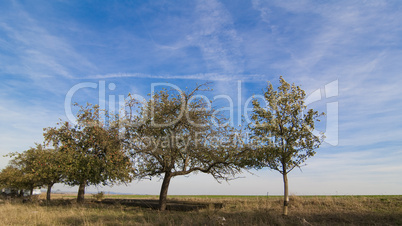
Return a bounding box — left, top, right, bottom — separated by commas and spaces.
56, 193, 401, 199
55, 194, 282, 199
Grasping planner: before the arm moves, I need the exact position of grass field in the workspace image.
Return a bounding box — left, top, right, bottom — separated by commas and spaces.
0, 194, 401, 225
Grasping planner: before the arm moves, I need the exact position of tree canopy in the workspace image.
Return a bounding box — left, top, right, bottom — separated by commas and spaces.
122, 84, 242, 210
44, 104, 133, 203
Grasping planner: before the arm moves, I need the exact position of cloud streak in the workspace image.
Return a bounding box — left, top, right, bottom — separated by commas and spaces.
86, 72, 268, 81
0, 1, 96, 81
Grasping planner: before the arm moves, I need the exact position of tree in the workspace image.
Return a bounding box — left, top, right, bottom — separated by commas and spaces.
0, 165, 25, 196
44, 104, 133, 203
25, 144, 65, 201
123, 84, 241, 211
248, 77, 324, 215
1, 144, 65, 199
4, 148, 44, 196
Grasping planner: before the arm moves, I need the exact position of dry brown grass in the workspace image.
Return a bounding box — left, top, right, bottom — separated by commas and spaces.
0, 194, 401, 225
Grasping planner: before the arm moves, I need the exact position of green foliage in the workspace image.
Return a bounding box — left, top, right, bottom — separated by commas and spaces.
122, 84, 242, 210
25, 144, 64, 188
0, 144, 65, 196
0, 165, 24, 191
2, 146, 44, 192
123, 84, 241, 181
248, 76, 324, 174
43, 103, 133, 188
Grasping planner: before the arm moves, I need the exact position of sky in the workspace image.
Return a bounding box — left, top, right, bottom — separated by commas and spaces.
0, 0, 401, 196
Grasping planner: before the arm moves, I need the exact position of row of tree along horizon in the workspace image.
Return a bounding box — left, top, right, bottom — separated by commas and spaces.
0, 77, 324, 215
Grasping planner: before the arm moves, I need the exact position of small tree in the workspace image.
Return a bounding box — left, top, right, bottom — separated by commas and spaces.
5, 149, 44, 196
123, 84, 241, 211
0, 165, 25, 196
26, 144, 65, 201
249, 77, 324, 215
44, 104, 133, 203
1, 144, 65, 199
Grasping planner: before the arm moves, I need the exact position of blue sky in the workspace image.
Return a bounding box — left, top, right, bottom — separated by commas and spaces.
1, 0, 401, 195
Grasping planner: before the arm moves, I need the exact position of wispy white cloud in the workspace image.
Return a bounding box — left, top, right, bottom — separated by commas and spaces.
149, 0, 246, 75
251, 0, 402, 148
86, 72, 267, 82
190, 0, 244, 74
252, 0, 401, 79
0, 2, 96, 82
0, 1, 99, 166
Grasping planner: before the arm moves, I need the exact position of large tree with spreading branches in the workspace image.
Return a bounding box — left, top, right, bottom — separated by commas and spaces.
122, 84, 242, 211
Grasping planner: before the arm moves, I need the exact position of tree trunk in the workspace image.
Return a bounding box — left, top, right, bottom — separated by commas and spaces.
30, 187, 34, 196
283, 172, 289, 216
46, 183, 54, 201
159, 172, 172, 211
77, 181, 86, 203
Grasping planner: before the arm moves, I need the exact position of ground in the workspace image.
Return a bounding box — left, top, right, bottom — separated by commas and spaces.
0, 194, 401, 225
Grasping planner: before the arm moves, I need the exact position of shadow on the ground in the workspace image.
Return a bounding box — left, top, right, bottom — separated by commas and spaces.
25, 198, 223, 211
56, 208, 402, 225
99, 198, 223, 211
